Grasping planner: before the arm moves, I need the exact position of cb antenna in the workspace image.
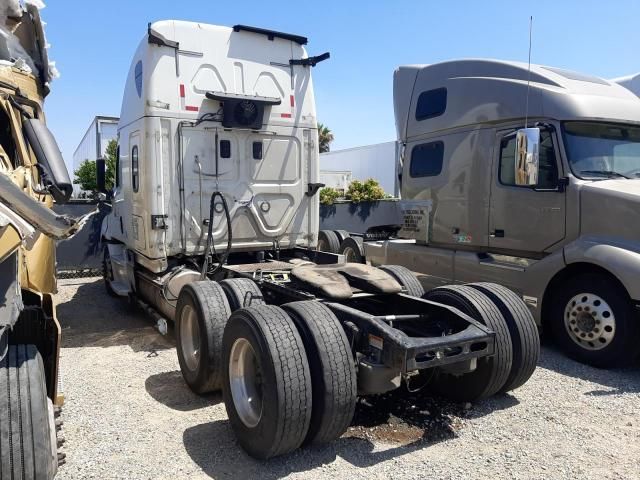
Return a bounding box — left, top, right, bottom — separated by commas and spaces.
524, 15, 533, 128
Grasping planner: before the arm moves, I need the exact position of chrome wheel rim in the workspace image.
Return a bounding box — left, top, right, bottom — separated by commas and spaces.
180, 305, 201, 371
229, 338, 263, 428
564, 293, 615, 350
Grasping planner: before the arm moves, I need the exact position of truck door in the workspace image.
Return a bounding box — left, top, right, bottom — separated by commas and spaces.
488, 127, 565, 254
128, 131, 147, 252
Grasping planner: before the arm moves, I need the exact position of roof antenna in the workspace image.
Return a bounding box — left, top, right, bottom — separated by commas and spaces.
524, 16, 533, 128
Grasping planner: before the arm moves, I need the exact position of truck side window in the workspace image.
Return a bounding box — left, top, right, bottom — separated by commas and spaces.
410, 141, 444, 177
131, 145, 139, 192
220, 140, 231, 158
415, 88, 447, 121
500, 130, 558, 189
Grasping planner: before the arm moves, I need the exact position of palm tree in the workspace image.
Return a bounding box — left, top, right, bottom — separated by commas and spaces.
317, 123, 334, 153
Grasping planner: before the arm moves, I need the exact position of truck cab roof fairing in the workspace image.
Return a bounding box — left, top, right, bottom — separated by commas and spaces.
394, 59, 640, 142
119, 20, 316, 131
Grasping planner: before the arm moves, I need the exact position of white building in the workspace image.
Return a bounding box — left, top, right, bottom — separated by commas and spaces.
320, 141, 398, 196
72, 115, 119, 196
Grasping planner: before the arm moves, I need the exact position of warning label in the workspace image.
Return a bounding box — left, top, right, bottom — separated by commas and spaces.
398, 200, 431, 242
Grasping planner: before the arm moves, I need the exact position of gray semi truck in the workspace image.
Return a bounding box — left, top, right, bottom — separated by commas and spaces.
328, 59, 640, 369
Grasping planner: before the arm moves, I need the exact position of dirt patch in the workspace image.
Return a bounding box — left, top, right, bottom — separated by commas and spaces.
345, 387, 468, 444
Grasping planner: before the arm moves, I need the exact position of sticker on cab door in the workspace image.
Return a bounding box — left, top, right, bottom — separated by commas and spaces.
454, 234, 472, 244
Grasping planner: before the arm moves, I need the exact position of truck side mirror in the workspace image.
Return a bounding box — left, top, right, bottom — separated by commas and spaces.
96, 158, 106, 193
514, 127, 540, 186
22, 117, 73, 203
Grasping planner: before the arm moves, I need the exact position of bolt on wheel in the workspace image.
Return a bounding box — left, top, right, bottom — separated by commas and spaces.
564, 293, 615, 350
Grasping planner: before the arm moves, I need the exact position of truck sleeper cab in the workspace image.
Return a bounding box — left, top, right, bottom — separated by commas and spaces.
365, 59, 640, 368
101, 23, 539, 459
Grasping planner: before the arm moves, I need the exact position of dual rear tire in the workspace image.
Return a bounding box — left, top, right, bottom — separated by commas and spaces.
221, 302, 356, 459
318, 230, 367, 265
176, 279, 356, 459
175, 281, 232, 393
423, 283, 539, 401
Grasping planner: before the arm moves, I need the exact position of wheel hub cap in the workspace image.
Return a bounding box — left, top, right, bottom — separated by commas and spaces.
564, 293, 615, 351
229, 338, 263, 428
180, 305, 201, 371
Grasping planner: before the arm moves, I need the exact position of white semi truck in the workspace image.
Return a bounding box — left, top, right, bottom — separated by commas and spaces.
99, 21, 538, 459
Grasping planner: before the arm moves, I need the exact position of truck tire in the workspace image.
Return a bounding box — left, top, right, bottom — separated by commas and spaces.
333, 230, 350, 244
220, 278, 265, 311
103, 247, 118, 297
339, 236, 365, 263
0, 344, 57, 479
282, 301, 356, 444
379, 265, 425, 297
550, 273, 640, 368
318, 230, 340, 254
468, 283, 539, 392
422, 285, 513, 401
175, 281, 231, 393
222, 305, 312, 459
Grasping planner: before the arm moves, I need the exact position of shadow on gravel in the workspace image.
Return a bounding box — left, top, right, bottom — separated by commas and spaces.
183, 385, 521, 479
145, 370, 223, 411
183, 420, 434, 480
538, 345, 640, 395
57, 278, 175, 353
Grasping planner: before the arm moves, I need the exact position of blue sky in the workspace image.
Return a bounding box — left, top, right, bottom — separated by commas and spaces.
41, 0, 640, 173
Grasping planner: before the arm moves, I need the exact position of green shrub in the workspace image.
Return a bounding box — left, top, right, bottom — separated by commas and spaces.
319, 187, 341, 205
346, 178, 387, 203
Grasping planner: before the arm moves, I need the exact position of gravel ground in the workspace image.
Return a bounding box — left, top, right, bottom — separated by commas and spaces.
54, 277, 640, 480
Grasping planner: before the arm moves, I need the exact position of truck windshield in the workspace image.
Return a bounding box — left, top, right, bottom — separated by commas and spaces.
563, 121, 640, 179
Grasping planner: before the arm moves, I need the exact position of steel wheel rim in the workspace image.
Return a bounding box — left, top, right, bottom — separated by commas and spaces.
564, 293, 616, 350
180, 304, 201, 371
229, 337, 263, 428
343, 246, 358, 263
